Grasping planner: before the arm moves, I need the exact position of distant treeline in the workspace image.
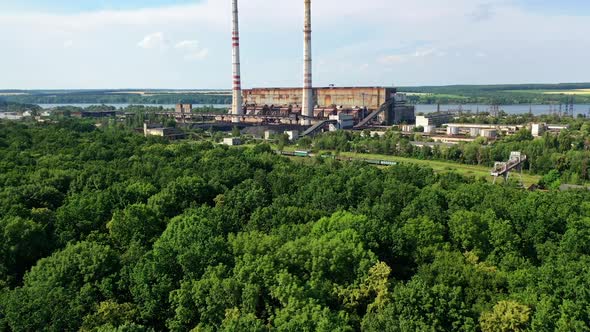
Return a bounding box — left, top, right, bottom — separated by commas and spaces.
0, 99, 42, 112
4, 83, 590, 105
399, 83, 590, 105
400, 83, 590, 93
1, 91, 232, 105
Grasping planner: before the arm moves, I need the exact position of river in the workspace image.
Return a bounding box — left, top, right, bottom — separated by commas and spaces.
417, 104, 590, 116
37, 103, 590, 117
38, 103, 230, 110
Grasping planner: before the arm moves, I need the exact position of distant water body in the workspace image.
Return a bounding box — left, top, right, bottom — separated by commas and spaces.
38, 103, 590, 117
38, 103, 229, 110
417, 104, 590, 116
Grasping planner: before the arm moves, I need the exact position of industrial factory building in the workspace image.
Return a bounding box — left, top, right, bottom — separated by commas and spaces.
227, 0, 415, 130
241, 86, 415, 126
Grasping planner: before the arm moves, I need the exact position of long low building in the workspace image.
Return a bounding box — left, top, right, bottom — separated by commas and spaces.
446, 123, 524, 130
241, 86, 415, 126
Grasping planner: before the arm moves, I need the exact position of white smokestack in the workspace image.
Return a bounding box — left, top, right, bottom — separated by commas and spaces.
231, 0, 243, 123
302, 0, 313, 125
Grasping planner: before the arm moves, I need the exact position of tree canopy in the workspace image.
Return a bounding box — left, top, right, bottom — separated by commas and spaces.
0, 121, 589, 331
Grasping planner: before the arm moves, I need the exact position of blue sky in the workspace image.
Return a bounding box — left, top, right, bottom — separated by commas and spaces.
0, 0, 589, 89
5, 0, 590, 14
514, 0, 590, 14
1, 0, 198, 12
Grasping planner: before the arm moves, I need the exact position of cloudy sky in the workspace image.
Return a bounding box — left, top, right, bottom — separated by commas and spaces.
0, 0, 589, 89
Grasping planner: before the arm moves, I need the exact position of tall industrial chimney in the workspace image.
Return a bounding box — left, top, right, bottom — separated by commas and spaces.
302, 0, 313, 125
231, 0, 243, 123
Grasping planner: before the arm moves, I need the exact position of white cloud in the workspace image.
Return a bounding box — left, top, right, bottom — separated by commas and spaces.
414, 48, 436, 57
137, 32, 168, 49
378, 54, 407, 65
174, 40, 209, 61
379, 47, 445, 65
184, 48, 209, 61
174, 40, 200, 50
0, 0, 589, 88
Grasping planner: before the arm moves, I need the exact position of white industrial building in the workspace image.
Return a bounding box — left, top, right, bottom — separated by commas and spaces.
481, 129, 498, 138
424, 125, 437, 134
447, 126, 460, 136
531, 123, 546, 137
400, 124, 416, 132
329, 113, 354, 129
416, 113, 454, 128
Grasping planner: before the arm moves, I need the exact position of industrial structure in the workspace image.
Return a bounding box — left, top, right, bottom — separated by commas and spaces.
143, 123, 186, 140
302, 0, 314, 125
225, 0, 415, 130
175, 103, 192, 114
491, 151, 527, 185
240, 87, 415, 127
231, 0, 243, 123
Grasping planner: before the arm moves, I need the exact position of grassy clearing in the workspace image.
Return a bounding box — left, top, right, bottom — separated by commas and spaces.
338, 152, 540, 186
543, 89, 590, 95
0, 93, 28, 96
503, 89, 590, 96
275, 146, 540, 186
399, 92, 470, 100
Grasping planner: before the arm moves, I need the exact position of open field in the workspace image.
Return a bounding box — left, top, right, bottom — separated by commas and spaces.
543, 89, 590, 95
400, 92, 470, 100
276, 146, 540, 186
0, 93, 28, 96
504, 89, 590, 96
339, 152, 540, 186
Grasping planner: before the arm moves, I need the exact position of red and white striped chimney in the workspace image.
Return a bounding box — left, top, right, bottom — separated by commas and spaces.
231, 0, 243, 123
302, 0, 313, 125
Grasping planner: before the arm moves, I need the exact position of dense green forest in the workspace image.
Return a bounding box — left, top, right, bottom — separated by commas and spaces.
1, 121, 590, 331
0, 100, 42, 113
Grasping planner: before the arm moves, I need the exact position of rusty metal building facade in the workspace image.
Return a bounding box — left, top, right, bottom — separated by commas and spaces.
175, 104, 193, 114
241, 87, 415, 125
243, 87, 395, 110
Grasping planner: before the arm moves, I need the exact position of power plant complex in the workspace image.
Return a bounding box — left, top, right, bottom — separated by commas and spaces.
228, 0, 415, 132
